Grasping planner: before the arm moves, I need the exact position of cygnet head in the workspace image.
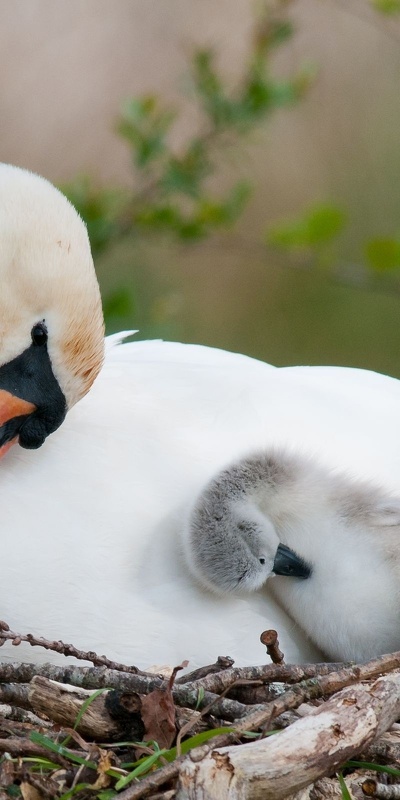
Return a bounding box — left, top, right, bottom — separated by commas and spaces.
0, 164, 104, 456
184, 477, 310, 595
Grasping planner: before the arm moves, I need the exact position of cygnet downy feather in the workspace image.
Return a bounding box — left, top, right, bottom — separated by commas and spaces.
183, 449, 400, 662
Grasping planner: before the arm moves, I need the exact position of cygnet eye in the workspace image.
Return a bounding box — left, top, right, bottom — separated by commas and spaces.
31, 322, 48, 347
259, 557, 266, 565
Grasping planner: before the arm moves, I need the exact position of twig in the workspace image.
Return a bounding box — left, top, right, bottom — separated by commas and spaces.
0, 736, 72, 766
362, 729, 400, 767
175, 656, 235, 685
0, 703, 50, 727
0, 683, 31, 709
117, 758, 186, 800
362, 779, 400, 798
186, 651, 400, 695
260, 630, 285, 665
0, 620, 143, 674
184, 661, 350, 695
226, 680, 284, 706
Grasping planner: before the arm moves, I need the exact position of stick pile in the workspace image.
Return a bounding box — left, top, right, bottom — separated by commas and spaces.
1, 621, 400, 799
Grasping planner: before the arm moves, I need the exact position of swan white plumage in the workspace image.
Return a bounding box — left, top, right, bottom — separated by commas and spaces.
183, 448, 400, 661
2, 163, 400, 668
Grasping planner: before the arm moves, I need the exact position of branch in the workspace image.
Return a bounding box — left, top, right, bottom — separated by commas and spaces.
176, 672, 400, 799
0, 620, 143, 674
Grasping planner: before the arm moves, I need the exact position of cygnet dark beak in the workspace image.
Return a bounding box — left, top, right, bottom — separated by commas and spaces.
273, 544, 312, 579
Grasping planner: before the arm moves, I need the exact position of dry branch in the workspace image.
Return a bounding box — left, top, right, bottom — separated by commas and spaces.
363, 729, 400, 766
0, 620, 143, 673
0, 736, 72, 765
176, 672, 400, 799
175, 657, 235, 684
28, 675, 144, 741
186, 651, 400, 696
259, 629, 285, 664
362, 781, 400, 799
0, 682, 31, 708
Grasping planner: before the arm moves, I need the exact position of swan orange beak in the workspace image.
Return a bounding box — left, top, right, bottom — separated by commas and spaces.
0, 390, 37, 459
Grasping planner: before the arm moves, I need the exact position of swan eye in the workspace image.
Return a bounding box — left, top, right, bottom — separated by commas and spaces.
31, 322, 48, 347
259, 557, 266, 565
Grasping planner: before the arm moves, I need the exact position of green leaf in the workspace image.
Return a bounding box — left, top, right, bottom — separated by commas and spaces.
337, 772, 352, 800
241, 77, 273, 118
196, 182, 251, 229
365, 238, 400, 272
267, 203, 346, 250
345, 760, 400, 777
115, 749, 168, 790
59, 784, 93, 800
62, 688, 109, 748
135, 204, 181, 228
19, 756, 60, 770
269, 80, 300, 107
192, 50, 236, 128
118, 96, 175, 168
371, 0, 400, 13
163, 727, 235, 763
195, 687, 205, 710
29, 731, 98, 770
304, 205, 346, 245
263, 20, 294, 48
161, 141, 210, 198
3, 786, 20, 797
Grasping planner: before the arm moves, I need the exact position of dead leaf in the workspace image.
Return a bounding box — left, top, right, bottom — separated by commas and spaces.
97, 749, 114, 774
20, 783, 43, 800
139, 660, 188, 749
141, 687, 176, 749
0, 759, 15, 788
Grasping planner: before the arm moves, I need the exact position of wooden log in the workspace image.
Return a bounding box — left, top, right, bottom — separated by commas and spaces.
28, 675, 140, 740
176, 672, 400, 800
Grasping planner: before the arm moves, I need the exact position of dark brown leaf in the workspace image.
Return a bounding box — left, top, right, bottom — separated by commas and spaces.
141, 687, 176, 749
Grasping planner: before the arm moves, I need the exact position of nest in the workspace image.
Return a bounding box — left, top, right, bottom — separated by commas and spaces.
0, 621, 400, 799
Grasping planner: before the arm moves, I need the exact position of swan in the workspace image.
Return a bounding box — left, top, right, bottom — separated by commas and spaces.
183, 449, 400, 661
2, 163, 400, 669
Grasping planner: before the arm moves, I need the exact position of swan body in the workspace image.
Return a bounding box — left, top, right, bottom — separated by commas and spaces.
1, 164, 400, 668
184, 450, 400, 661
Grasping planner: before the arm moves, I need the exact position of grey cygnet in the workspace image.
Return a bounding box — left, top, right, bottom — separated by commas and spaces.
183, 449, 400, 661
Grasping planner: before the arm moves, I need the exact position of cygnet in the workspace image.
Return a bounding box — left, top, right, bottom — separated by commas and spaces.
183, 449, 400, 662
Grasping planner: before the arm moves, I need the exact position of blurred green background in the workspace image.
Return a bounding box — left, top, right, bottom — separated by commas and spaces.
2, 0, 400, 375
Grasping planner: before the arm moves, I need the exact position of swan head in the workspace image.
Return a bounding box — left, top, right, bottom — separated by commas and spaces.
0, 164, 104, 456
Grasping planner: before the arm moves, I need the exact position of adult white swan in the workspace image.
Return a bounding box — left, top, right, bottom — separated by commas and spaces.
1, 163, 400, 668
